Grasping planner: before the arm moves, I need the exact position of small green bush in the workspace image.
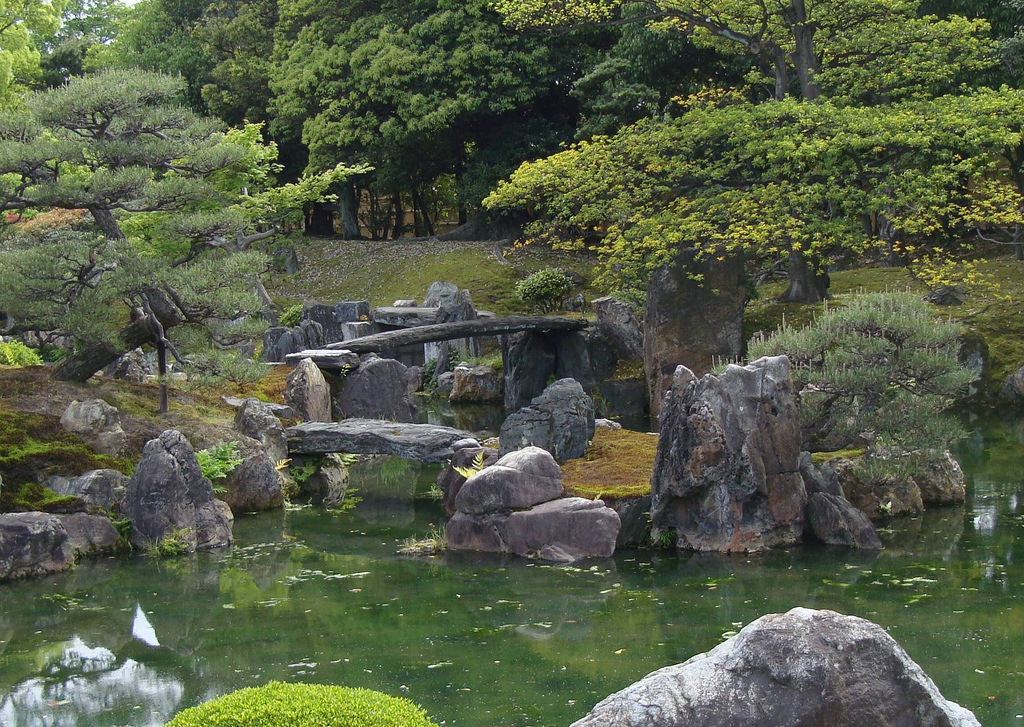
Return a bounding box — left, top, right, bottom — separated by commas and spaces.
196, 442, 243, 490
164, 682, 439, 727
515, 268, 574, 313
0, 341, 43, 367
279, 304, 304, 327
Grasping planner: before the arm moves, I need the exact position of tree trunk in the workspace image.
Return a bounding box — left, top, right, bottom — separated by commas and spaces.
392, 193, 404, 239
338, 182, 360, 239
253, 278, 279, 325
412, 188, 435, 237
157, 336, 168, 414
89, 207, 126, 241
779, 249, 830, 303
1016, 243, 1023, 262
788, 0, 821, 101
53, 318, 157, 383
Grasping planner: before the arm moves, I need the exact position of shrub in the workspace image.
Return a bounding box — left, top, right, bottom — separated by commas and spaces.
515, 268, 574, 313
164, 682, 439, 727
0, 341, 43, 367
748, 291, 973, 477
196, 442, 243, 486
279, 304, 304, 327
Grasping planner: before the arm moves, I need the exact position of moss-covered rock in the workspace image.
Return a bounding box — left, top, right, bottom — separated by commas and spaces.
164, 682, 438, 727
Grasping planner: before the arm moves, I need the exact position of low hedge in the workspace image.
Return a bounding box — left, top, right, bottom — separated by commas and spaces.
164, 682, 438, 727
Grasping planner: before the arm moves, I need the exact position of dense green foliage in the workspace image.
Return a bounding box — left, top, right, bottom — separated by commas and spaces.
196, 441, 242, 483
0, 341, 43, 367
164, 682, 438, 727
514, 268, 575, 313
748, 292, 973, 473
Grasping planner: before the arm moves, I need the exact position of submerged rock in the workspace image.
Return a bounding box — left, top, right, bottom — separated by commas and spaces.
499, 378, 595, 463
0, 513, 74, 581
650, 356, 806, 552
59, 399, 126, 457
570, 607, 980, 727
121, 430, 233, 552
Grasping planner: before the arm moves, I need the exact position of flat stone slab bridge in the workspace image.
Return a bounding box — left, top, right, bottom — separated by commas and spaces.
284, 314, 588, 367
286, 420, 474, 462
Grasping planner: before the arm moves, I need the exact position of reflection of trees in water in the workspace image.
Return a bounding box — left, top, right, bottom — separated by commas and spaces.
0, 639, 185, 727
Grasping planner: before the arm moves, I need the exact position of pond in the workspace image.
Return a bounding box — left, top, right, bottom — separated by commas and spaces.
1, 412, 1022, 727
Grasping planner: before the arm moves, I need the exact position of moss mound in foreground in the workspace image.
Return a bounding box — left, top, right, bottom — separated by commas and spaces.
562, 428, 658, 500
164, 682, 439, 727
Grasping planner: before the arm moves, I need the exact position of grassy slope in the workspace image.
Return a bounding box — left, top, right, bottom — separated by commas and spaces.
266, 237, 601, 315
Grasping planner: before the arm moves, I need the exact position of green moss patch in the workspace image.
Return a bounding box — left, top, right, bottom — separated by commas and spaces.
809, 447, 867, 464
0, 407, 133, 493
164, 682, 438, 727
0, 482, 84, 514
562, 428, 658, 500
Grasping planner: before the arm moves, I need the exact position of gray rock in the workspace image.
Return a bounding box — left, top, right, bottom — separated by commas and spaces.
446, 497, 620, 561
912, 451, 966, 507
806, 492, 882, 549
59, 399, 126, 457
499, 379, 595, 463
46, 469, 127, 511
219, 436, 283, 514
302, 302, 344, 344
434, 371, 455, 396
335, 300, 370, 324
273, 245, 299, 274
644, 248, 745, 416
222, 396, 294, 419
999, 363, 1024, 403
121, 430, 233, 551
0, 513, 74, 581
285, 358, 332, 422
606, 494, 652, 548
591, 296, 643, 361
958, 333, 988, 399
798, 451, 842, 497
437, 446, 500, 515
406, 365, 424, 393
290, 453, 349, 508
552, 328, 618, 393
432, 290, 480, 378
570, 607, 979, 727
595, 418, 622, 430
452, 438, 482, 451
234, 398, 289, 464
57, 513, 121, 557
450, 364, 503, 404
262, 320, 324, 363
650, 356, 805, 553
423, 281, 460, 307
337, 357, 416, 422
283, 348, 360, 372
371, 307, 438, 328
598, 377, 649, 420
454, 446, 564, 515
103, 348, 148, 384
501, 331, 556, 411
286, 420, 474, 463
342, 321, 376, 341
924, 285, 967, 306
831, 457, 923, 520
393, 299, 417, 307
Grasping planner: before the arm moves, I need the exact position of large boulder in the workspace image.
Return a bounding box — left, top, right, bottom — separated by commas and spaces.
219, 436, 283, 514
999, 363, 1024, 403
59, 399, 126, 457
302, 302, 344, 344
430, 290, 480, 381
650, 356, 806, 553
57, 513, 121, 557
831, 457, 924, 520
336, 356, 416, 422
570, 607, 980, 727
499, 379, 595, 463
285, 358, 332, 422
502, 331, 557, 411
0, 513, 74, 581
643, 248, 745, 416
335, 300, 370, 324
798, 452, 843, 497
423, 281, 460, 307
436, 446, 501, 515
454, 447, 564, 515
46, 469, 127, 511
121, 430, 233, 551
553, 329, 619, 394
591, 296, 643, 361
234, 398, 289, 463
913, 451, 966, 507
449, 364, 503, 404
805, 492, 882, 549
262, 320, 323, 363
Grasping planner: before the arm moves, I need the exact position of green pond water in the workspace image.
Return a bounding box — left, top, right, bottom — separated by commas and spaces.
2, 412, 1023, 727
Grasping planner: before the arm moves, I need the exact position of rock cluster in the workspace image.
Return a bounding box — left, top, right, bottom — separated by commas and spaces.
650, 357, 806, 552
798, 453, 881, 549
262, 320, 323, 363
499, 378, 595, 463
121, 430, 233, 551
445, 447, 620, 561
47, 469, 127, 511
449, 363, 503, 404
234, 398, 289, 463
570, 607, 980, 727
60, 399, 126, 457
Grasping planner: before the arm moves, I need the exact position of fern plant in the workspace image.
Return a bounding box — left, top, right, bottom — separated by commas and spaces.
196, 442, 244, 492
453, 450, 486, 479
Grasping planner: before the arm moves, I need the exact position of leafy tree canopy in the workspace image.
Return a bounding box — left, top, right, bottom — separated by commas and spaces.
0, 0, 67, 105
